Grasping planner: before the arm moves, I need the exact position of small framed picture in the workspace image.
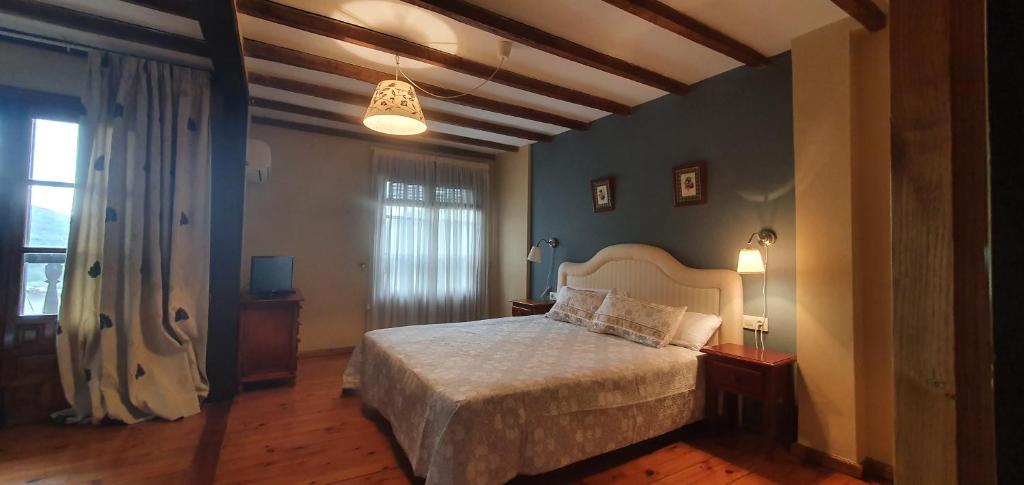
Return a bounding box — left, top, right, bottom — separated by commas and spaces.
591, 177, 614, 212
672, 162, 708, 207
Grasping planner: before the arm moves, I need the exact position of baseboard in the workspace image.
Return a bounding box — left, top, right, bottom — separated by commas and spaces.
862, 456, 894, 482
298, 346, 354, 358
790, 442, 864, 478
789, 443, 894, 482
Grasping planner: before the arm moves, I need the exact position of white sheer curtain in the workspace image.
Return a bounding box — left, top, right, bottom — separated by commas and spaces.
369, 149, 489, 330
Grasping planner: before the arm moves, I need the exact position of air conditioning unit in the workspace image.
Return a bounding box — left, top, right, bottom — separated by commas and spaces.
246, 138, 271, 183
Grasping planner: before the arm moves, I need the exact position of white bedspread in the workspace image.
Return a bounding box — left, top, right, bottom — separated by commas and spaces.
343, 315, 704, 485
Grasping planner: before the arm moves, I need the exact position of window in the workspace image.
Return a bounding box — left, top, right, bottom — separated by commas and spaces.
0, 87, 84, 425
1, 117, 80, 317
369, 153, 489, 329
378, 181, 483, 299
20, 119, 79, 316
380, 181, 483, 298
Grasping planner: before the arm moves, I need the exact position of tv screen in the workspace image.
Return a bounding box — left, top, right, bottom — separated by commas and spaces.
250, 256, 294, 295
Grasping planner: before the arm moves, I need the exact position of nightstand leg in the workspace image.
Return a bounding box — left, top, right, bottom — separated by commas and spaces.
764, 367, 780, 457
737, 395, 744, 429
706, 382, 719, 435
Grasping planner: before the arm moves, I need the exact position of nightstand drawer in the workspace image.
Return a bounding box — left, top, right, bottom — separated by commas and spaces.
511, 299, 554, 316
709, 360, 764, 396
511, 306, 534, 316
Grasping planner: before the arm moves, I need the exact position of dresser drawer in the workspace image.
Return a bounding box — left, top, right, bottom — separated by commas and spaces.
708, 360, 765, 396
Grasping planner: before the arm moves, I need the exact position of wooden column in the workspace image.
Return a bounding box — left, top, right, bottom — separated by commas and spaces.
890, 0, 994, 483
195, 0, 249, 402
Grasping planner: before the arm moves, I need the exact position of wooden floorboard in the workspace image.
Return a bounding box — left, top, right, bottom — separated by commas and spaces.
0, 354, 882, 484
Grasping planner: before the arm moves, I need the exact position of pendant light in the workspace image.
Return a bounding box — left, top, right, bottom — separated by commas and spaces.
363, 42, 512, 136
363, 79, 427, 136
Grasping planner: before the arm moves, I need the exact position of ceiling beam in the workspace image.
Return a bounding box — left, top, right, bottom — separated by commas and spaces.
251, 116, 497, 161
399, 0, 689, 95
829, 0, 886, 32
0, 0, 207, 57
123, 0, 195, 19
235, 0, 630, 115
243, 39, 588, 131
248, 73, 553, 142
251, 97, 518, 152
601, 0, 768, 67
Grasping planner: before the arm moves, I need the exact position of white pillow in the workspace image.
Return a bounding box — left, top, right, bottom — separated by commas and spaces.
589, 294, 686, 348
670, 312, 723, 350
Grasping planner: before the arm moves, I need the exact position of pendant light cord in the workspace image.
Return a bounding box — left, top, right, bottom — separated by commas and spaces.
394, 54, 506, 100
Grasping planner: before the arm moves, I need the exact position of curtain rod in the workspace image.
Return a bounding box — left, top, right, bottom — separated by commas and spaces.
370, 145, 493, 165
0, 28, 212, 72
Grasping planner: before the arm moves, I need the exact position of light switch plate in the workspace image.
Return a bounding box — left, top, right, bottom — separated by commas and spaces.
742, 315, 769, 333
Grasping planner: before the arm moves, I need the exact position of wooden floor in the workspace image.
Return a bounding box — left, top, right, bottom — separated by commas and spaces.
0, 354, 883, 484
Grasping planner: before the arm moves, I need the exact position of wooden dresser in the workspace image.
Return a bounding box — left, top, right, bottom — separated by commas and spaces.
238, 290, 303, 388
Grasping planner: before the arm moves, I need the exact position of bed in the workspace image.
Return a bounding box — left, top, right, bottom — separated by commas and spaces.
343, 244, 743, 485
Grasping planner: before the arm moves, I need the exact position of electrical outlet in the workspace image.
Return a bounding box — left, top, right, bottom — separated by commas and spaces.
742, 315, 769, 332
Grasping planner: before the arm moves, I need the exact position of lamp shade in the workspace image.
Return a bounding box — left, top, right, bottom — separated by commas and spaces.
527, 245, 542, 263
736, 248, 765, 274
363, 80, 427, 135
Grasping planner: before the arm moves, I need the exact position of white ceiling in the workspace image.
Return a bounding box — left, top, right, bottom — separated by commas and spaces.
3, 0, 859, 156
238, 0, 850, 150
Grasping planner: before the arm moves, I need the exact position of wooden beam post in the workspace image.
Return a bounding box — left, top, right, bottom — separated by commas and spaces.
193, 0, 249, 402
890, 0, 994, 482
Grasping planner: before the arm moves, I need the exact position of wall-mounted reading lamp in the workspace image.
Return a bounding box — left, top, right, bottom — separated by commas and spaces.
737, 229, 777, 350
527, 237, 559, 299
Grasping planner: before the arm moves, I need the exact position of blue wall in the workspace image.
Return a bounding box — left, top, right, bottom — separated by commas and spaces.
530, 53, 796, 352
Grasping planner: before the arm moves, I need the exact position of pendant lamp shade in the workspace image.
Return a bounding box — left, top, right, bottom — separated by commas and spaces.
363, 80, 427, 135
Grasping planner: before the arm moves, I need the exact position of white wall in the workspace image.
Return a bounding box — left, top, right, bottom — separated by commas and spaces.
488, 147, 531, 317
242, 124, 373, 352
792, 18, 894, 467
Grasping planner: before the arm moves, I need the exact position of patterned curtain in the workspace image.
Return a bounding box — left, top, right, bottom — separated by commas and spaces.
55, 52, 211, 424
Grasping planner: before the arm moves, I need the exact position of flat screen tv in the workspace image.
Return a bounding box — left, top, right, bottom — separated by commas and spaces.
250, 256, 294, 296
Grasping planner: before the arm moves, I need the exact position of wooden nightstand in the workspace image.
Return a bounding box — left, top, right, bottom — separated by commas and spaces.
511, 299, 554, 316
701, 343, 796, 454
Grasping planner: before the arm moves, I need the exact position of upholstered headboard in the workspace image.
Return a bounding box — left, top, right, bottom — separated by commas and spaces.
557, 244, 744, 345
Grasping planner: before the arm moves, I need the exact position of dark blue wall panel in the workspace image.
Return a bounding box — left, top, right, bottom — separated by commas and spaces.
530, 53, 796, 352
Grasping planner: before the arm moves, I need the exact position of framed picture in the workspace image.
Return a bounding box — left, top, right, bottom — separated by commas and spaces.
591, 177, 614, 212
672, 162, 708, 207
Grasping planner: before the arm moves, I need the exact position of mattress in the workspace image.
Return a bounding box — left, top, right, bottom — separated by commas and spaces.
343, 315, 705, 485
